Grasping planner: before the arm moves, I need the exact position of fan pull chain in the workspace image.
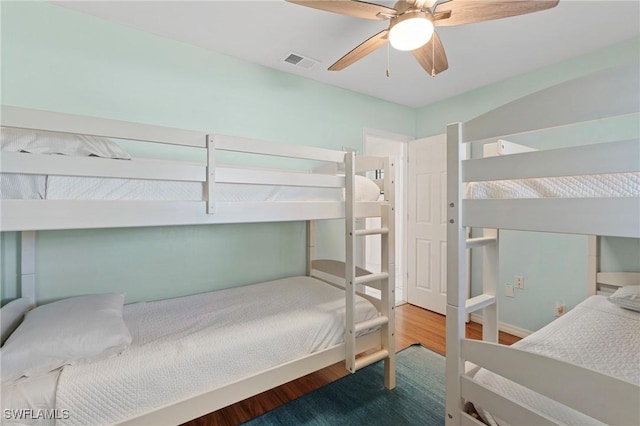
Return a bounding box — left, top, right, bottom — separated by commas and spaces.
386, 41, 390, 77
431, 38, 436, 77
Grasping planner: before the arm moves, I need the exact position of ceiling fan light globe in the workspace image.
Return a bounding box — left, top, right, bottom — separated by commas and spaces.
389, 12, 434, 51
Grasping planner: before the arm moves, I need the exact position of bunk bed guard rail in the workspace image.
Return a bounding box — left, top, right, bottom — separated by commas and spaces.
0, 106, 386, 230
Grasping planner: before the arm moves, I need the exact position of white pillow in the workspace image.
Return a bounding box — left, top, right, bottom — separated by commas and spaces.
608, 285, 640, 312
1, 293, 132, 383
1, 126, 131, 159
354, 175, 382, 202
0, 298, 31, 345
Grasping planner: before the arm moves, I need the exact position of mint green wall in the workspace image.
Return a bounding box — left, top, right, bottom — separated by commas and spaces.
415, 36, 640, 331
1, 1, 637, 331
0, 1, 414, 304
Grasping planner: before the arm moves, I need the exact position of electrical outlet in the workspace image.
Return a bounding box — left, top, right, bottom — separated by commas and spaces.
555, 302, 566, 317
515, 275, 524, 289
505, 284, 515, 298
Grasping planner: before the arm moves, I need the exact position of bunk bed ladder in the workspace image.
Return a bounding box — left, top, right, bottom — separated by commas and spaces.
462, 229, 499, 340
344, 152, 396, 389
446, 123, 500, 425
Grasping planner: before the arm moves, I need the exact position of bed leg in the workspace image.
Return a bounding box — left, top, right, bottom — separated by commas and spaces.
20, 231, 36, 307
446, 304, 466, 425
587, 235, 598, 296
205, 134, 216, 214
384, 354, 396, 389
307, 220, 315, 276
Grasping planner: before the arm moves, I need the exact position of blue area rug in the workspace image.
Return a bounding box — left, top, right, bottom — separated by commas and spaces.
243, 344, 445, 426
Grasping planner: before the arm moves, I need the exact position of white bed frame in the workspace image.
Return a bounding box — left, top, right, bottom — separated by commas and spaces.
445, 63, 640, 425
0, 106, 396, 424
0, 106, 388, 230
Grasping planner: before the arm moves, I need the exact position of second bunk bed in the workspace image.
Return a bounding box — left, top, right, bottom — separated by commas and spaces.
445, 63, 640, 425
0, 107, 397, 425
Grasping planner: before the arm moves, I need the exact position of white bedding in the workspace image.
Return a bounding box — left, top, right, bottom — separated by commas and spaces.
0, 172, 380, 202
1, 371, 61, 426
0, 174, 46, 199
466, 172, 640, 199
45, 276, 377, 425
473, 295, 640, 425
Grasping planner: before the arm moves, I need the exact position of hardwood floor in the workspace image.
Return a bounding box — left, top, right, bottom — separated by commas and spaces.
396, 303, 521, 355
183, 303, 520, 426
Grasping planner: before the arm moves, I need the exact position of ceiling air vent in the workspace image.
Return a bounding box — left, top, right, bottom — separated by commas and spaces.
282, 52, 319, 70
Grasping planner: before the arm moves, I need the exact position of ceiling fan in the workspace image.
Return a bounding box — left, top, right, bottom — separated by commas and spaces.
286, 0, 559, 76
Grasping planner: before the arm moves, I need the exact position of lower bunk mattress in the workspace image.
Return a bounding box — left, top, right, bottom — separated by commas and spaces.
471, 295, 640, 425
1, 276, 379, 425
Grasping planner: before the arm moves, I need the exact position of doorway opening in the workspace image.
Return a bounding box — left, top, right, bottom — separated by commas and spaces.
362, 129, 410, 305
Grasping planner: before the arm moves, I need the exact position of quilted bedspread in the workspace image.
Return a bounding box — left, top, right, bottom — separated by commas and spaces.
473, 295, 640, 425
466, 172, 640, 199
54, 276, 378, 425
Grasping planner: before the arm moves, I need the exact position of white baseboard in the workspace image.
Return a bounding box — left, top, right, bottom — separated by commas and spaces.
469, 313, 532, 338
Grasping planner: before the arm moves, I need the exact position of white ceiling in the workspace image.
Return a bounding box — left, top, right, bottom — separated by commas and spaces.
51, 0, 640, 108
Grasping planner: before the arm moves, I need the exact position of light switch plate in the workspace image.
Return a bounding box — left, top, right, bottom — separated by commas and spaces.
505, 284, 515, 298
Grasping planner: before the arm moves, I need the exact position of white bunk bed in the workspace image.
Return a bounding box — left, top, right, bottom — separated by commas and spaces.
445, 63, 640, 426
0, 106, 397, 425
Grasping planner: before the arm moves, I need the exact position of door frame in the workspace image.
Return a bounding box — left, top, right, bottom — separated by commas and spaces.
362, 128, 412, 304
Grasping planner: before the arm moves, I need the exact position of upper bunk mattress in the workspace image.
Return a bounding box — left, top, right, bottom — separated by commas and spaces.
472, 295, 640, 425
52, 276, 378, 425
466, 172, 639, 199
0, 172, 381, 202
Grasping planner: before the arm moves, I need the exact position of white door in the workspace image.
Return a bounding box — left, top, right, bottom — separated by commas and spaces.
407, 134, 448, 314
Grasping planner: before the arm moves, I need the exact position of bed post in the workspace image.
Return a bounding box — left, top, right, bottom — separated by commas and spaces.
446, 122, 467, 426
587, 235, 598, 296
20, 231, 36, 307
344, 151, 357, 374
307, 221, 315, 276
206, 134, 216, 214
382, 156, 396, 389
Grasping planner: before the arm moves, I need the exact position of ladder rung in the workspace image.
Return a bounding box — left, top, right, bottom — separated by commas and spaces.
354, 272, 389, 285
465, 294, 496, 314
466, 237, 497, 249
354, 227, 389, 236
354, 315, 388, 334
354, 349, 389, 371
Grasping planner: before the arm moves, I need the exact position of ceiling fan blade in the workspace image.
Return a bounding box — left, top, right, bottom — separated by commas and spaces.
412, 30, 448, 76
286, 0, 396, 20
329, 29, 389, 71
433, 0, 559, 27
